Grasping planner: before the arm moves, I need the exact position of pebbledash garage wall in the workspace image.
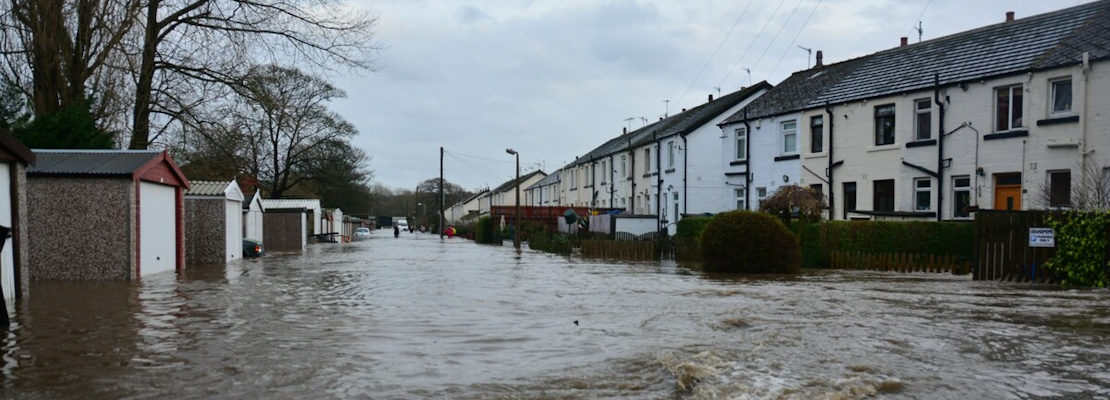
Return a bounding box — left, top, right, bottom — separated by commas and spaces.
185, 179, 244, 264
26, 150, 190, 280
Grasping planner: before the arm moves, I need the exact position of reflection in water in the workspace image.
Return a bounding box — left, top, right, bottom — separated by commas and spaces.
1, 233, 1108, 399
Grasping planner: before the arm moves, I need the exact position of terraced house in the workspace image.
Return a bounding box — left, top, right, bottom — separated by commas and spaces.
797, 2, 1110, 220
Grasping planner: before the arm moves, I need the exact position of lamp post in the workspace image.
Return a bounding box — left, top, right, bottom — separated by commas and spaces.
506, 148, 521, 249
417, 202, 426, 229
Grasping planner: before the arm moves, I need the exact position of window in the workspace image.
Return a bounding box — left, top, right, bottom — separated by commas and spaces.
874, 104, 896, 145
953, 177, 971, 219
809, 184, 823, 197
590, 164, 596, 186
667, 141, 675, 168
734, 127, 747, 160
914, 178, 932, 211
915, 99, 932, 140
643, 148, 651, 174
568, 169, 576, 188
873, 179, 895, 212
995, 84, 1023, 131
1049, 170, 1071, 208
673, 192, 679, 223
782, 120, 797, 154
601, 160, 608, 184
810, 116, 823, 153
757, 187, 767, 209
1051, 79, 1072, 114
735, 188, 746, 210
843, 182, 857, 219
621, 155, 628, 179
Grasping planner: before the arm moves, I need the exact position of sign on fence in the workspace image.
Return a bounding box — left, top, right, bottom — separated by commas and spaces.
1029, 227, 1055, 248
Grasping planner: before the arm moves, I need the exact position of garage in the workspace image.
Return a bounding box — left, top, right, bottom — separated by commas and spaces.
0, 129, 34, 301
184, 179, 244, 264
26, 149, 189, 280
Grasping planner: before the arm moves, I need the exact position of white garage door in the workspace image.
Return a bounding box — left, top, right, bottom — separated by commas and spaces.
140, 182, 176, 277
0, 163, 13, 301
225, 200, 242, 260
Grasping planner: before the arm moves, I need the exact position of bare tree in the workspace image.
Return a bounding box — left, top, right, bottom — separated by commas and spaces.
127, 0, 382, 149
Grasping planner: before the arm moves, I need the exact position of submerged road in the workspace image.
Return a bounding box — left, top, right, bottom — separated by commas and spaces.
2, 232, 1109, 399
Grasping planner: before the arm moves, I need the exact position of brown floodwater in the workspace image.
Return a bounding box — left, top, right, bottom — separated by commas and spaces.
2, 232, 1109, 399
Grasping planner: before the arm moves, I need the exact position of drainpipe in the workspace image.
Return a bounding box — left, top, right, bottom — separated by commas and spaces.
825, 103, 835, 219
682, 135, 688, 214
629, 136, 636, 213
656, 132, 663, 235
743, 115, 753, 210
609, 155, 615, 207
934, 73, 945, 221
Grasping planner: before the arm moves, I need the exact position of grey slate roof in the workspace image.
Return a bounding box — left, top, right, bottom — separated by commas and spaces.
526, 168, 562, 190
28, 149, 162, 176
185, 180, 230, 196
720, 60, 865, 125
811, 0, 1110, 105
491, 170, 546, 194
631, 82, 771, 146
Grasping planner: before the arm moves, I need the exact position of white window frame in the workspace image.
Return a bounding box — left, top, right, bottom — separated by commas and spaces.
756, 187, 767, 209
643, 148, 651, 175
621, 155, 628, 180
809, 116, 823, 154
952, 176, 971, 219
781, 120, 798, 155
734, 127, 747, 161
1049, 78, 1072, 115
735, 188, 746, 210
914, 178, 932, 211
601, 160, 608, 185
995, 84, 1024, 132
914, 98, 932, 140
667, 141, 675, 168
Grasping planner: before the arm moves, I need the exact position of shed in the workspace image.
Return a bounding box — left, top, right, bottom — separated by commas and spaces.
0, 128, 34, 300
243, 191, 265, 241
27, 149, 190, 280
184, 179, 244, 263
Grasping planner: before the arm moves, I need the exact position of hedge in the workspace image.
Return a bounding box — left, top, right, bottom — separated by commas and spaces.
795, 220, 974, 268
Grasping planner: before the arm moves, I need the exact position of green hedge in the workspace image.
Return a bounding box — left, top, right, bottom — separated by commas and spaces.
1045, 211, 1110, 287
795, 220, 974, 268
475, 216, 496, 244
701, 211, 801, 273
676, 216, 714, 240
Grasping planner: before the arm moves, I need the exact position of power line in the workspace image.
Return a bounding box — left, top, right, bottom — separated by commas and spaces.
747, 0, 806, 80
767, 0, 825, 79
907, 0, 933, 41
718, 0, 788, 90
671, 0, 755, 109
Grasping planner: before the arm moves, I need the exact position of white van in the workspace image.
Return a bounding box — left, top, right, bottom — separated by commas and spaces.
397, 220, 409, 231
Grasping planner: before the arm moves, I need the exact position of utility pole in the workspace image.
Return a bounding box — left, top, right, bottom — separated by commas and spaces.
439, 146, 445, 238
915, 21, 923, 43
506, 148, 521, 249
664, 100, 670, 118
742, 68, 752, 87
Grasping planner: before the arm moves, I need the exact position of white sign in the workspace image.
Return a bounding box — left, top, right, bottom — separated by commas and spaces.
1029, 227, 1055, 248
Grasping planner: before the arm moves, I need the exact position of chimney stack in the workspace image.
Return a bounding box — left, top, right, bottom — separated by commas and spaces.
1006, 11, 1014, 21
682, 108, 686, 113
623, 127, 627, 135
900, 37, 908, 47
815, 50, 823, 67
708, 94, 714, 102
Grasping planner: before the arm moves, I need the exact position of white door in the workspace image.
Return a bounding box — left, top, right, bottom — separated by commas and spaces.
226, 200, 242, 260
0, 163, 13, 301
140, 182, 176, 277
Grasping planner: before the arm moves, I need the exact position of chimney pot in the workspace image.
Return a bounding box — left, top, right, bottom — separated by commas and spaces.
708, 94, 714, 102
1006, 11, 1014, 21
900, 37, 908, 46
623, 127, 627, 134
815, 50, 823, 67
682, 108, 686, 113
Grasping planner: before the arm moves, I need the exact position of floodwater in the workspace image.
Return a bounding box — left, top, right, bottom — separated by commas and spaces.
2, 233, 1109, 399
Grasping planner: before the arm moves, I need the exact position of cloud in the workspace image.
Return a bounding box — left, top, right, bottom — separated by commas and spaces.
456, 5, 491, 24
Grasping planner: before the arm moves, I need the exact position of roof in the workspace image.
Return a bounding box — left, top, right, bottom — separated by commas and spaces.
491, 170, 546, 194
186, 181, 231, 196
243, 191, 265, 211
261, 198, 321, 211
29, 149, 164, 175
28, 149, 190, 188
631, 82, 771, 145
720, 60, 865, 124
0, 128, 34, 165
811, 1, 1110, 105
526, 168, 562, 190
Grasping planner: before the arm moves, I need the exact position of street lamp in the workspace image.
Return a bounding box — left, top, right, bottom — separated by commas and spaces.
417, 202, 426, 229
506, 148, 521, 249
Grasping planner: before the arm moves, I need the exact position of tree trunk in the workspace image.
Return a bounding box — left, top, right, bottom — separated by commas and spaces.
129, 0, 159, 149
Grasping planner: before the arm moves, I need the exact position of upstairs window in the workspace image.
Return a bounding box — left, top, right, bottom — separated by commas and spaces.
810, 116, 824, 153
601, 160, 608, 184
874, 104, 896, 145
1050, 79, 1072, 115
734, 127, 747, 161
643, 148, 651, 174
782, 120, 798, 154
915, 98, 932, 140
621, 155, 628, 179
667, 141, 675, 168
995, 84, 1023, 132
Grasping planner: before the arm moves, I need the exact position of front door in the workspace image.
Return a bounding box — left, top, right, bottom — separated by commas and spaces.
993, 173, 1022, 210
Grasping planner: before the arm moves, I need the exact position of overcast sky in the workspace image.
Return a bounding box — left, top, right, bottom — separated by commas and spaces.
331, 0, 1091, 192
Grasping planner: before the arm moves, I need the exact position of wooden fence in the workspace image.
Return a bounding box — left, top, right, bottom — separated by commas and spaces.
974, 210, 1058, 283
579, 240, 656, 261
830, 251, 970, 274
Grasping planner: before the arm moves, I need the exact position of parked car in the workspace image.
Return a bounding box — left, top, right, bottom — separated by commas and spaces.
243, 238, 264, 258
354, 227, 372, 240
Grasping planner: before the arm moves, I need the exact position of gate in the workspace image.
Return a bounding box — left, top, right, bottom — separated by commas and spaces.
973, 210, 1058, 282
